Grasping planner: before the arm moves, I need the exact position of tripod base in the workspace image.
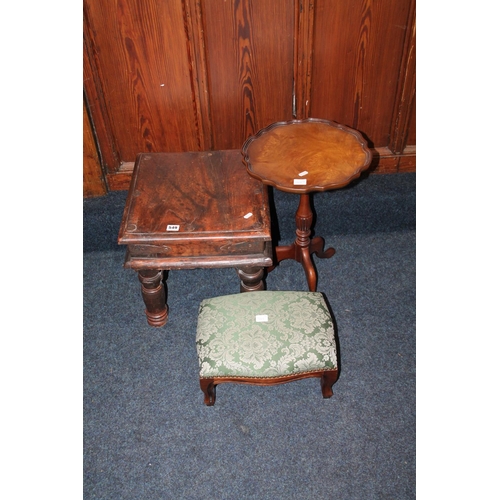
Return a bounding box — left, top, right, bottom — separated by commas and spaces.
271, 236, 335, 292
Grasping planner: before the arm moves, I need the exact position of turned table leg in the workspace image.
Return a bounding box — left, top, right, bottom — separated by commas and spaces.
273, 194, 335, 292
236, 266, 265, 292
137, 269, 169, 327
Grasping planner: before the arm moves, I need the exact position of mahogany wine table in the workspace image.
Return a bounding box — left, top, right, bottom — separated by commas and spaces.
242, 118, 372, 292
118, 150, 272, 327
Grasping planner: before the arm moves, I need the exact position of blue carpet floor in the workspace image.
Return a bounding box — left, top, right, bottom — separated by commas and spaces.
84, 172, 416, 499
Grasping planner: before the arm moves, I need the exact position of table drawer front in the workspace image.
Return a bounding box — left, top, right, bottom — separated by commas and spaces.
128, 239, 267, 258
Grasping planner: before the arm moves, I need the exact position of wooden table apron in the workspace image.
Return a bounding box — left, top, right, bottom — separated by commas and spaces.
118, 150, 273, 327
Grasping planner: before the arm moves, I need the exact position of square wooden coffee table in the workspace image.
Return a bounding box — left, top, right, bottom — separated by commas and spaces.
118, 150, 273, 327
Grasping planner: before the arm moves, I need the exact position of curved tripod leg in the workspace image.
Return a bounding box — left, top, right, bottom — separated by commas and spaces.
266, 243, 296, 272
310, 237, 335, 259
300, 246, 318, 292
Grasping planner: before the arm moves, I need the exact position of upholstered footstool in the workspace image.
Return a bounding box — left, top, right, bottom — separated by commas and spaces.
196, 291, 338, 406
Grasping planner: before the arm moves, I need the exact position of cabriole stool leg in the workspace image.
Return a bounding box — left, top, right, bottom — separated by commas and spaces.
200, 379, 216, 406
320, 371, 338, 398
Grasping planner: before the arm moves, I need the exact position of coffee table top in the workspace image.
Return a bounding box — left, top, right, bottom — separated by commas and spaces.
118, 150, 272, 246
241, 118, 372, 194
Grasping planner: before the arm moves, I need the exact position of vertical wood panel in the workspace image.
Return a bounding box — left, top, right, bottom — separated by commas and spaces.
294, 0, 315, 119
406, 97, 416, 146
83, 98, 107, 197
84, 18, 120, 173
83, 0, 201, 168
310, 0, 412, 146
83, 0, 416, 193
389, 0, 416, 154
184, 0, 213, 151
203, 0, 295, 150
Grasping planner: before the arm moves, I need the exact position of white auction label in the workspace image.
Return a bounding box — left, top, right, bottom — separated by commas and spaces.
255, 314, 268, 322
298, 171, 308, 176
293, 179, 307, 185
244, 212, 253, 219
166, 225, 180, 231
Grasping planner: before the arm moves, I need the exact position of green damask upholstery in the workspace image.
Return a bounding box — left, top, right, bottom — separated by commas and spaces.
196, 291, 337, 379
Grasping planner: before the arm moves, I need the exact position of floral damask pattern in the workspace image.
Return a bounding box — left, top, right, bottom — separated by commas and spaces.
196, 291, 337, 378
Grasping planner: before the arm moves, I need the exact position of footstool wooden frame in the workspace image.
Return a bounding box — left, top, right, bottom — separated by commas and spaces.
195, 291, 339, 405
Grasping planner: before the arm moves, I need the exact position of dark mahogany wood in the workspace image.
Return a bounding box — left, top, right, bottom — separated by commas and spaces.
138, 270, 168, 327
272, 193, 335, 292
235, 266, 266, 293
242, 118, 372, 291
118, 150, 273, 326
200, 368, 339, 406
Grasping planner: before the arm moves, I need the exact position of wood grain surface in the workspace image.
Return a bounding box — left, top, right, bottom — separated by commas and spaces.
83, 0, 416, 194
83, 98, 107, 197
118, 150, 271, 243
242, 119, 372, 193
84, 0, 201, 161
311, 0, 413, 146
203, 0, 294, 149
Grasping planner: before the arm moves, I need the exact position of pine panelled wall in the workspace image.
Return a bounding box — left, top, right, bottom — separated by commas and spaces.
83, 0, 416, 197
